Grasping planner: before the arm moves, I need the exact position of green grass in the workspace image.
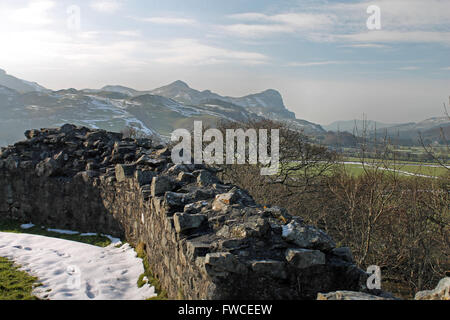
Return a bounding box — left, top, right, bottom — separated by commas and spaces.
0, 257, 41, 300
344, 156, 449, 167
0, 219, 112, 247
282, 158, 449, 179
394, 164, 448, 177
341, 163, 367, 177
341, 162, 448, 178
135, 243, 168, 300
344, 157, 431, 165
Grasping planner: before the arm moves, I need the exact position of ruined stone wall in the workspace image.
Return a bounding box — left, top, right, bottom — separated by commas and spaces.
0, 124, 371, 300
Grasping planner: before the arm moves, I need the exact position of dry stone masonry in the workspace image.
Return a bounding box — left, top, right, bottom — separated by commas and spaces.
0, 124, 378, 300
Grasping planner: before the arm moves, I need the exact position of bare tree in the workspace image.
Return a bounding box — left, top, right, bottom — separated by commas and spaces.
420, 97, 450, 172
213, 119, 337, 208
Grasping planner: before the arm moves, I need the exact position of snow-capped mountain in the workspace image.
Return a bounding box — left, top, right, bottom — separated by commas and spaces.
150, 80, 218, 105
149, 81, 296, 120
0, 69, 325, 146
101, 80, 297, 120
0, 87, 161, 146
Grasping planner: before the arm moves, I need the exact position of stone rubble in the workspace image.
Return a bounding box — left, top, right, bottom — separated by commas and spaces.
415, 277, 450, 300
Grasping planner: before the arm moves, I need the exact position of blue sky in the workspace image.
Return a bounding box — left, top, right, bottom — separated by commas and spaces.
0, 0, 449, 125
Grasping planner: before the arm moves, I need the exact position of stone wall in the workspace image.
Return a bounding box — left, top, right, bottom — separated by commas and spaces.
0, 124, 372, 300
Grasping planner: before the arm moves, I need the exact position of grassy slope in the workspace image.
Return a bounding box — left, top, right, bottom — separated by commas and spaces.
0, 257, 41, 300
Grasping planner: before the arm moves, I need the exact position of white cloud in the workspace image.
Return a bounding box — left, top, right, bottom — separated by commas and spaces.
337, 31, 450, 45
117, 30, 141, 37
339, 44, 389, 49
0, 28, 143, 68
267, 13, 335, 29
325, 0, 450, 46
223, 12, 335, 38
330, 0, 450, 29
135, 17, 196, 25
222, 0, 450, 45
148, 39, 269, 66
10, 0, 55, 26
221, 23, 293, 38
229, 12, 334, 28
90, 0, 122, 14
287, 61, 347, 67
399, 66, 421, 70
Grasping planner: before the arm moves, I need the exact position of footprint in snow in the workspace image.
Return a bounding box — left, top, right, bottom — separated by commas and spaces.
53, 269, 65, 276
85, 280, 100, 299
53, 250, 71, 258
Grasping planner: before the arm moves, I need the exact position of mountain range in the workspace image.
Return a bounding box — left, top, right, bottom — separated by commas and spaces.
0, 68, 448, 147
0, 68, 323, 146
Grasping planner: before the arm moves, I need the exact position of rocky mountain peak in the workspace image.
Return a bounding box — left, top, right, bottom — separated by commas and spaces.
169, 80, 190, 89
261, 89, 282, 96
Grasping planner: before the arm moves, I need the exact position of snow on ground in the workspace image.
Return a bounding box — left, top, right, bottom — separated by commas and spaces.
19, 224, 123, 245
20, 223, 35, 230
0, 232, 157, 300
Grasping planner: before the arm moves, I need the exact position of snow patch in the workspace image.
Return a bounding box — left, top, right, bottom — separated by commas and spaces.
47, 228, 79, 235
42, 227, 123, 245
0, 232, 156, 300
20, 223, 35, 230
282, 223, 294, 238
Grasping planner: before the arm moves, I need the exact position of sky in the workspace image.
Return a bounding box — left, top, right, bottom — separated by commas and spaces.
0, 0, 449, 125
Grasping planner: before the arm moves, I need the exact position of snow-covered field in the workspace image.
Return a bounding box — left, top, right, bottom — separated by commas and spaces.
0, 232, 157, 300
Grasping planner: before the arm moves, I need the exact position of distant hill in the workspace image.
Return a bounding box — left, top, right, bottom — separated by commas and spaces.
324, 117, 450, 145
0, 69, 48, 93
381, 117, 450, 145
323, 120, 401, 133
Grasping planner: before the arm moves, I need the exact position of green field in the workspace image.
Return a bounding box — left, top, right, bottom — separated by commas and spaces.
283, 159, 449, 178
340, 145, 449, 164
341, 160, 449, 178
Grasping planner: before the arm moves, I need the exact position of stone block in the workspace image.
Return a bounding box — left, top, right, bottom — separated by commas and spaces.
174, 213, 207, 233
285, 248, 326, 269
